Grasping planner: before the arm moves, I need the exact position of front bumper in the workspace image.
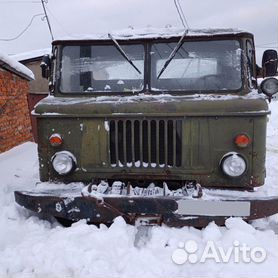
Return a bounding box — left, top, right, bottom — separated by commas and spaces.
14, 188, 278, 227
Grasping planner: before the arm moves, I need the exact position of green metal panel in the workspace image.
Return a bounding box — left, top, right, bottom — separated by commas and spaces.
251, 116, 267, 186
183, 118, 212, 170
80, 119, 109, 169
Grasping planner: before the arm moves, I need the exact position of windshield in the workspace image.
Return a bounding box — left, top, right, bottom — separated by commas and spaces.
60, 44, 144, 93
151, 40, 242, 91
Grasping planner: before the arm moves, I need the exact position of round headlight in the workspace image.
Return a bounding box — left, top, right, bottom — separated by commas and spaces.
260, 78, 278, 97
51, 151, 76, 175
220, 153, 246, 177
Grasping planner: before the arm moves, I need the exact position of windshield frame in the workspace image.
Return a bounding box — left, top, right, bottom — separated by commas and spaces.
54, 37, 245, 96
56, 41, 147, 96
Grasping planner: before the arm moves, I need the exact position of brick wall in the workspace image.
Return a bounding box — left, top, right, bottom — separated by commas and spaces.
0, 68, 33, 153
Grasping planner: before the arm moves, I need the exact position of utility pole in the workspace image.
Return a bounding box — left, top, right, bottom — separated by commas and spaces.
41, 0, 54, 40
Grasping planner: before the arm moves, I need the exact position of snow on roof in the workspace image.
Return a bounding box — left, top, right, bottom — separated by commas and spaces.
53, 27, 250, 42
0, 50, 34, 80
11, 48, 51, 62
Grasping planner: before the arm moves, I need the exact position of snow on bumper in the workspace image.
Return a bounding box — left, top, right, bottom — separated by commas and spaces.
14, 190, 278, 227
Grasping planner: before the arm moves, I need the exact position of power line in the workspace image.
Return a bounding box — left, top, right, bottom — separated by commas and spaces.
0, 13, 44, 41
0, 1, 40, 3
45, 5, 71, 36
174, 0, 189, 30
174, 0, 185, 28
0, 0, 54, 41
40, 0, 54, 40
256, 46, 278, 49
177, 0, 189, 29
256, 41, 278, 47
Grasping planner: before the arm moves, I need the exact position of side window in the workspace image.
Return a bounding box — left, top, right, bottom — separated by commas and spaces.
246, 40, 255, 88
52, 47, 58, 85
246, 40, 255, 77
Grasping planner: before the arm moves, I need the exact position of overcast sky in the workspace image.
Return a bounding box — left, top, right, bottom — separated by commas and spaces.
0, 0, 277, 64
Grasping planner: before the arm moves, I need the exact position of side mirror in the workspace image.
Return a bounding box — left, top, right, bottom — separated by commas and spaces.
40, 54, 51, 79
262, 50, 278, 77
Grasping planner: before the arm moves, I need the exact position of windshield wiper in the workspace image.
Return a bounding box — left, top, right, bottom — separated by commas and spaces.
108, 33, 142, 74
157, 30, 188, 79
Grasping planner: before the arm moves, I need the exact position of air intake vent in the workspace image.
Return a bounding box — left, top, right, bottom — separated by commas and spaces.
109, 119, 182, 168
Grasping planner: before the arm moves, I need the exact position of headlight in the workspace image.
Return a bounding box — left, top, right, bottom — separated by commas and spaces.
260, 77, 278, 97
220, 152, 246, 177
51, 151, 76, 175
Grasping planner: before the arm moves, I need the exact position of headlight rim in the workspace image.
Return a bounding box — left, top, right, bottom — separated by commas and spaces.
260, 77, 278, 97
220, 152, 247, 178
51, 151, 76, 176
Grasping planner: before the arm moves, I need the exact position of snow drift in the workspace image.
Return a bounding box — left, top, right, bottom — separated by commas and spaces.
0, 102, 277, 277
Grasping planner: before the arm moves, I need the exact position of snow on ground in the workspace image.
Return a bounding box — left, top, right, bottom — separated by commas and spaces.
0, 102, 277, 277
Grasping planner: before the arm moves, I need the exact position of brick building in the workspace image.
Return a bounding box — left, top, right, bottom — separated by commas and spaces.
0, 50, 34, 153
12, 48, 50, 142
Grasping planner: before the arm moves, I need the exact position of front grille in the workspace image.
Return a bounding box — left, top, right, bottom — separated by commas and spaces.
109, 119, 182, 168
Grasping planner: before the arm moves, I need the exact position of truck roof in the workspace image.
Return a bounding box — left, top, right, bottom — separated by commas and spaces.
52, 27, 253, 44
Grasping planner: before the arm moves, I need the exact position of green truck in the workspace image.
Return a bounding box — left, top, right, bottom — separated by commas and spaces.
15, 28, 278, 227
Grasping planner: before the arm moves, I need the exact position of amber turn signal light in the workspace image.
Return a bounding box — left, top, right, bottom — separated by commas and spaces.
234, 134, 250, 148
49, 133, 63, 147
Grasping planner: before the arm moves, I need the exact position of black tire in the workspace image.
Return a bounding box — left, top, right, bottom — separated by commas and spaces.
55, 217, 74, 227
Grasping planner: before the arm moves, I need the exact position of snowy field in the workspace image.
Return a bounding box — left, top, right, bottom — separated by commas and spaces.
0, 101, 277, 277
